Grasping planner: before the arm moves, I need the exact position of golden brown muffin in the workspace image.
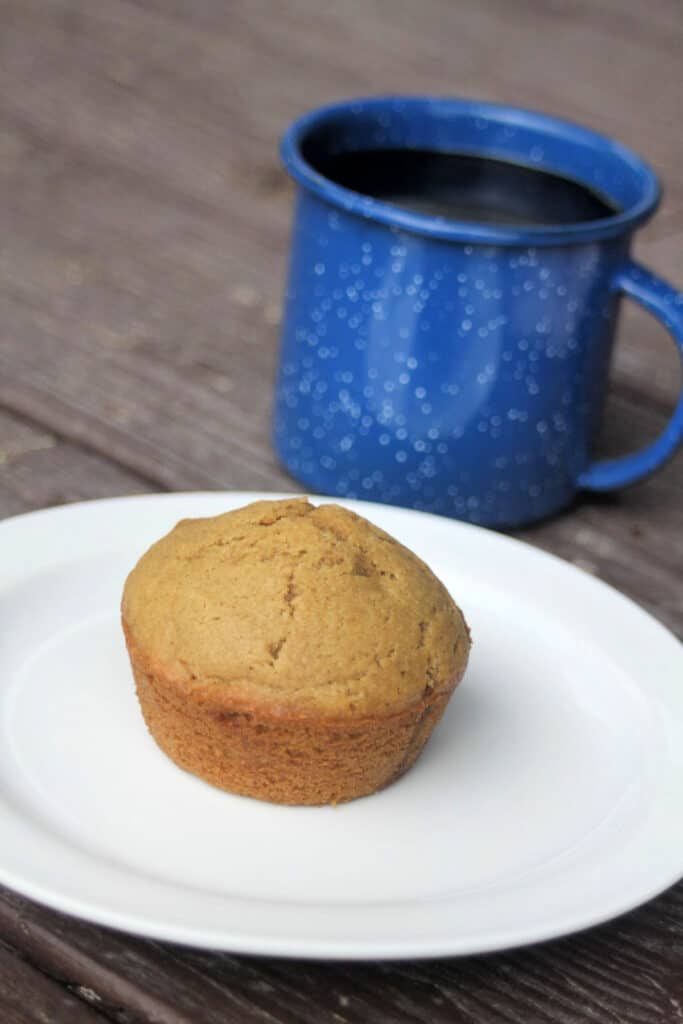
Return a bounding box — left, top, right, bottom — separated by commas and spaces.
121, 498, 470, 805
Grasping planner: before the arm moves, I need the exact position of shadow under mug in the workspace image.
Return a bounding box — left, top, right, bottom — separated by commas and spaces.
274, 96, 683, 527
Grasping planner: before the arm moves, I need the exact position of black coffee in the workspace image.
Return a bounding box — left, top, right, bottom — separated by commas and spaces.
308, 147, 618, 227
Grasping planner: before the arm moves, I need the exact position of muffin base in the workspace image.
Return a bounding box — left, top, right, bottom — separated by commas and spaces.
126, 639, 460, 806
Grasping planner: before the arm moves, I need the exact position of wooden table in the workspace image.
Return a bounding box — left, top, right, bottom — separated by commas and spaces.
1, 1, 682, 1020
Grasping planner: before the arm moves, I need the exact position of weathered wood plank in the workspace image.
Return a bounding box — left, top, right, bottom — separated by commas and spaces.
0, 939, 106, 1024
0, 342, 295, 493
0, 409, 156, 519
0, 892, 305, 1024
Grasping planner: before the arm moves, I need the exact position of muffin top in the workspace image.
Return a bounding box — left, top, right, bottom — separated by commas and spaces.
122, 498, 470, 718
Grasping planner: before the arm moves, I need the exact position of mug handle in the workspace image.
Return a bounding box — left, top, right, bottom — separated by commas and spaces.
578, 260, 683, 491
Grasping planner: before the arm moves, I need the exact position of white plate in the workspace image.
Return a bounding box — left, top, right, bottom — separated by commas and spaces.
0, 492, 681, 959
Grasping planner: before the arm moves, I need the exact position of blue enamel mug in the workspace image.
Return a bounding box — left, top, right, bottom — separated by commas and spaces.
273, 97, 683, 527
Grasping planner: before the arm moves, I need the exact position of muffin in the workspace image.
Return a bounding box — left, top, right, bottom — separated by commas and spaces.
121, 498, 470, 805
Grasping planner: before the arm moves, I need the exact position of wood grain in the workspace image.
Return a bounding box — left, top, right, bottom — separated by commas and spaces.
0, 0, 682, 1021
0, 939, 104, 1023
0, 408, 154, 515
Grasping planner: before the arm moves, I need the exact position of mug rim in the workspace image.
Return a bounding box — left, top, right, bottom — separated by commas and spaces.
280, 95, 661, 247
